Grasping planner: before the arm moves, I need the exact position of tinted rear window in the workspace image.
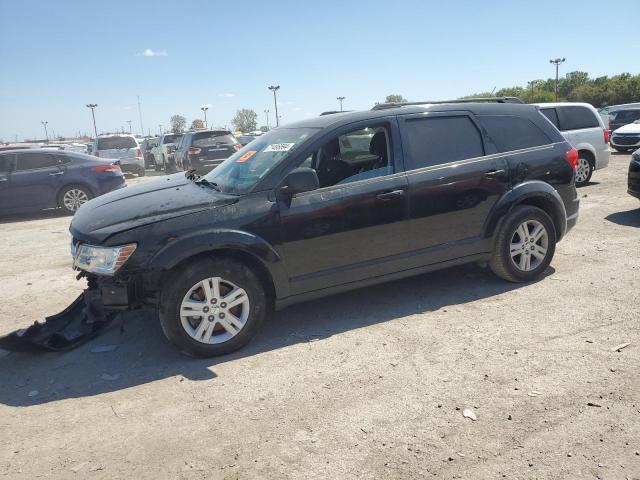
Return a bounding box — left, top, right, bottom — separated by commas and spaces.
193, 131, 236, 147
401, 116, 484, 170
97, 137, 137, 150
557, 106, 599, 130
480, 115, 552, 152
162, 134, 182, 144
613, 110, 640, 122
16, 152, 59, 170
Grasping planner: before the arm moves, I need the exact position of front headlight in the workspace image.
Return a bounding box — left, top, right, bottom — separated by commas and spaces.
73, 243, 137, 275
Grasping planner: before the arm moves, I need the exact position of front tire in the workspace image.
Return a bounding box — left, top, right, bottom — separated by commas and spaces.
489, 205, 556, 283
159, 257, 267, 357
575, 156, 593, 186
58, 185, 92, 214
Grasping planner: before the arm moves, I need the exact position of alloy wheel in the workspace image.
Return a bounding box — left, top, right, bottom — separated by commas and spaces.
509, 220, 549, 272
576, 158, 590, 184
179, 277, 250, 344
63, 189, 89, 211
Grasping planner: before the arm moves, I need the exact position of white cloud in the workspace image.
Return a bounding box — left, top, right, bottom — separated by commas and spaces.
137, 49, 168, 57
304, 112, 313, 117
123, 106, 132, 110
293, 107, 302, 111
286, 101, 294, 105
218, 93, 235, 98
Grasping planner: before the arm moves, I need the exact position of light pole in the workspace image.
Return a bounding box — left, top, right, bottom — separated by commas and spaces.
337, 96, 345, 111
127, 120, 132, 134
40, 121, 49, 142
159, 124, 163, 136
264, 109, 270, 129
201, 106, 209, 128
549, 58, 565, 102
268, 85, 280, 127
137, 95, 144, 137
86, 104, 98, 138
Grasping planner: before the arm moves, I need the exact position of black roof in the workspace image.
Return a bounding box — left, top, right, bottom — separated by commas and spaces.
283, 102, 541, 130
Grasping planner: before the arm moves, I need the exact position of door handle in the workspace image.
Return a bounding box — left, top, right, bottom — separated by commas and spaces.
376, 189, 405, 200
484, 169, 507, 178
49, 171, 64, 177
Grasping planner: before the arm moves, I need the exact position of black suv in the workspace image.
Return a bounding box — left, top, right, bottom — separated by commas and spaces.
174, 130, 241, 174
69, 99, 579, 357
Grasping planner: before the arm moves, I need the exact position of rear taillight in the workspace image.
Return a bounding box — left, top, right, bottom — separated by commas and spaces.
136, 148, 142, 157
603, 128, 611, 144
565, 148, 579, 172
233, 143, 242, 151
188, 147, 201, 154
92, 164, 121, 173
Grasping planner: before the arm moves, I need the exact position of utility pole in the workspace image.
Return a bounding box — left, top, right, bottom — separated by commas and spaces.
127, 120, 132, 134
201, 106, 209, 128
268, 85, 280, 127
549, 58, 566, 102
159, 124, 163, 136
41, 121, 49, 142
137, 95, 144, 136
264, 109, 270, 130
337, 96, 345, 111
86, 104, 98, 138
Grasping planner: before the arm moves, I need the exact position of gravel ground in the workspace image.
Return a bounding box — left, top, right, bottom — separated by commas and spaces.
1, 157, 639, 480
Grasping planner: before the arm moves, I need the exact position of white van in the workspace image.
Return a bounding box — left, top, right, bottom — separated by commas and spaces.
536, 103, 610, 186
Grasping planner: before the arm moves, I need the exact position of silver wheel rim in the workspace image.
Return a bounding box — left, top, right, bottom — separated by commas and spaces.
62, 188, 89, 211
180, 277, 250, 344
575, 158, 590, 183
509, 220, 548, 272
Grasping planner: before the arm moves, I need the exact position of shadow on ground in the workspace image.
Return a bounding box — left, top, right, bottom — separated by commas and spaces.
605, 208, 640, 227
0, 264, 553, 407
0, 208, 70, 224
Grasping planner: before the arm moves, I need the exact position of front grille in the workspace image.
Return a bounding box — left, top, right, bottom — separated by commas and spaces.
613, 135, 640, 146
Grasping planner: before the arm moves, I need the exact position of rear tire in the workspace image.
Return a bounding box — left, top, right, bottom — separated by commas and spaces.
138, 166, 146, 177
159, 257, 267, 357
575, 156, 593, 186
489, 205, 556, 283
58, 185, 93, 214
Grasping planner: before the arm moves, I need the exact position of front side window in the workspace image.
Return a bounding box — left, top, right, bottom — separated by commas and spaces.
97, 136, 138, 150
480, 115, 552, 152
16, 152, 59, 171
401, 116, 484, 170
204, 127, 319, 194
613, 109, 640, 123
301, 126, 393, 188
557, 106, 599, 130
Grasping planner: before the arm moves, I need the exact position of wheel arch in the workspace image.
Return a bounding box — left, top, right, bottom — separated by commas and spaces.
56, 182, 96, 206
483, 181, 567, 241
577, 148, 595, 167
149, 229, 288, 300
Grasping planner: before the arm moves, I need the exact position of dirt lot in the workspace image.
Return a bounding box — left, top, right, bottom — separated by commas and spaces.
1, 156, 639, 479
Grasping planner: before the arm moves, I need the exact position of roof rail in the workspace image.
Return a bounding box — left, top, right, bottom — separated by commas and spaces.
371, 96, 524, 111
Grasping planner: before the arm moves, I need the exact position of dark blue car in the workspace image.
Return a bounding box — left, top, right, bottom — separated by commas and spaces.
0, 149, 126, 215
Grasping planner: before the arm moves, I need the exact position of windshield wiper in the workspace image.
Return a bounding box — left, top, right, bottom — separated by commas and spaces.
185, 169, 221, 191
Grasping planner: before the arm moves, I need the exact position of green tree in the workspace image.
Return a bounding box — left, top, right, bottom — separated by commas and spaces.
232, 109, 258, 132
385, 94, 407, 103
170, 115, 186, 133
191, 119, 204, 129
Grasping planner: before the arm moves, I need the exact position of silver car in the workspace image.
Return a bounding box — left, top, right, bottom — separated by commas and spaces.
93, 135, 145, 176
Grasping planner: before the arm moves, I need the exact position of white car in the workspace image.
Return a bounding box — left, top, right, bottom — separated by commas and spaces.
536, 102, 610, 186
151, 133, 183, 172
610, 120, 640, 152
92, 134, 145, 176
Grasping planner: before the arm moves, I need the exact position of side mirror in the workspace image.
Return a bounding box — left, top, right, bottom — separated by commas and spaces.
281, 167, 319, 196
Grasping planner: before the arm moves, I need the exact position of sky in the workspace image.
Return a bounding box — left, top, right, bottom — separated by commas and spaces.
1, 0, 639, 141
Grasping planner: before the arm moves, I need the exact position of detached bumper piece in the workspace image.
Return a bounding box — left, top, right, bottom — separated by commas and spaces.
0, 288, 116, 352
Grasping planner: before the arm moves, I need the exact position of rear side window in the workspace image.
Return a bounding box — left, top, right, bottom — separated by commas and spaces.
97, 136, 137, 150
193, 131, 236, 147
557, 106, 599, 130
16, 152, 59, 170
401, 116, 484, 170
540, 108, 560, 128
479, 115, 551, 152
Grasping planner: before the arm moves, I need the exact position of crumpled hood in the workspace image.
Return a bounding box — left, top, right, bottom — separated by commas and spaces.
613, 122, 640, 134
70, 173, 237, 243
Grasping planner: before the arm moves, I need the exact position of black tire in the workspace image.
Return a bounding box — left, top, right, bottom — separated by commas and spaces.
138, 166, 146, 177
159, 257, 267, 357
489, 205, 556, 283
58, 184, 93, 214
575, 155, 593, 187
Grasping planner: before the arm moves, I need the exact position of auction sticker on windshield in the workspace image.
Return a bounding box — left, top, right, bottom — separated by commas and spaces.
264, 143, 295, 152
236, 150, 257, 163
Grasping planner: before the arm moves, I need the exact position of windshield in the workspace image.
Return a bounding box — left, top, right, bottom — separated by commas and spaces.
162, 134, 182, 144
203, 127, 318, 194
97, 136, 137, 150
